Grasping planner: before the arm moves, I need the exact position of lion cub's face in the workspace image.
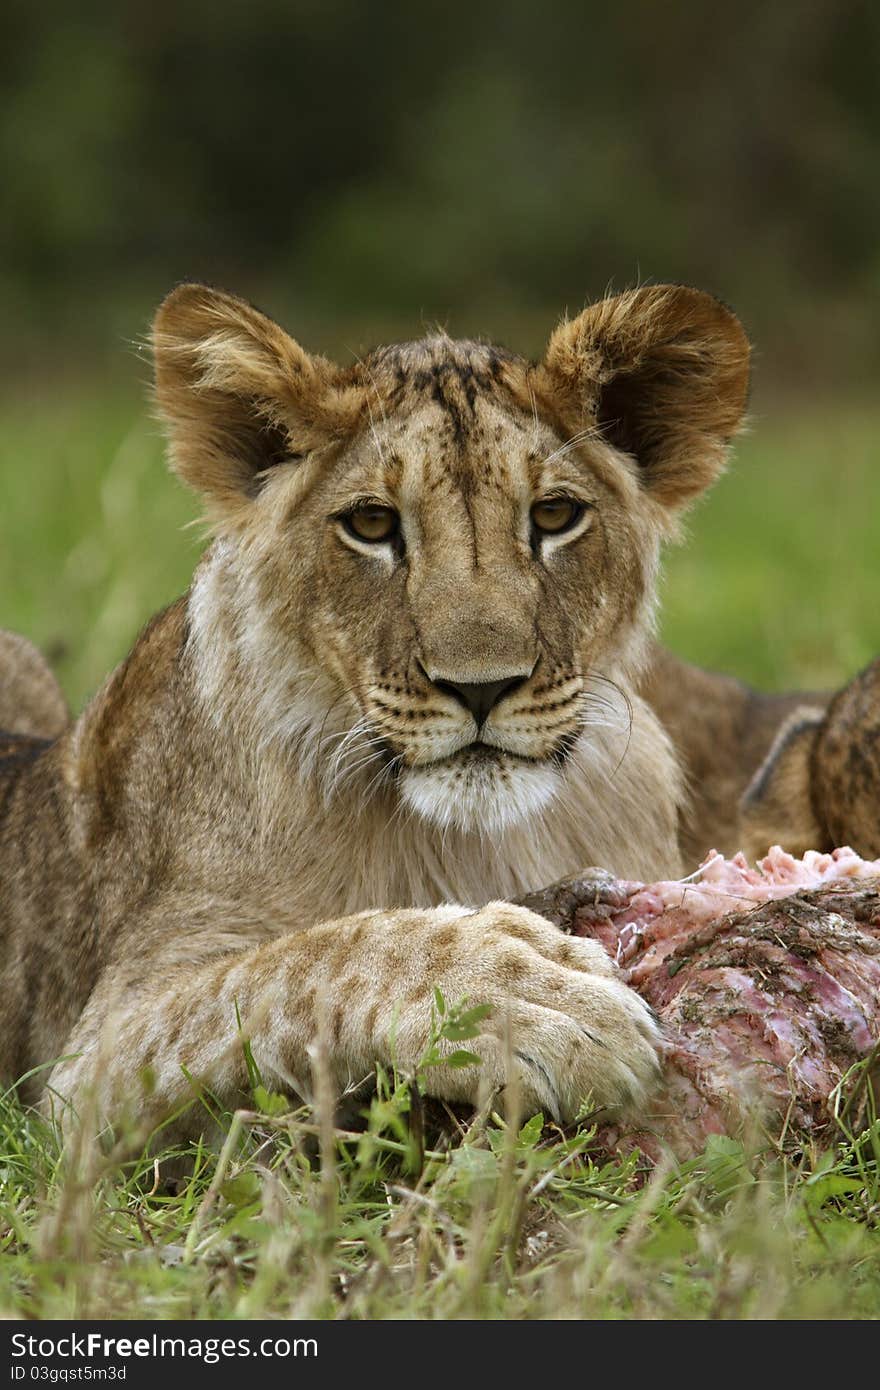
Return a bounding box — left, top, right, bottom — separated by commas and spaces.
264, 356, 654, 832
154, 284, 749, 834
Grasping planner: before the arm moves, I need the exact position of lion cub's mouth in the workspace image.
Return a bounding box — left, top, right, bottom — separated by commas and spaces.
411, 734, 578, 776
418, 743, 541, 773
396, 739, 575, 834
459, 742, 544, 765
455, 736, 577, 768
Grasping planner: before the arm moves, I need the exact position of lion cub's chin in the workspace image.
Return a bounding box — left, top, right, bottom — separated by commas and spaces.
398, 748, 561, 835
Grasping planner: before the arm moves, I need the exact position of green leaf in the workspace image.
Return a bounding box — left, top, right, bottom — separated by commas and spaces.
220, 1171, 261, 1207
486, 1125, 507, 1155
517, 1113, 545, 1148
447, 1144, 499, 1200
253, 1085, 289, 1117
444, 1049, 483, 1069
235, 998, 263, 1093
804, 1174, 866, 1209
704, 1134, 746, 1160
441, 1003, 493, 1041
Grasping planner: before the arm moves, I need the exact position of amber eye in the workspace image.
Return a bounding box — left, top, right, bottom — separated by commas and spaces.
530, 497, 584, 535
343, 505, 399, 544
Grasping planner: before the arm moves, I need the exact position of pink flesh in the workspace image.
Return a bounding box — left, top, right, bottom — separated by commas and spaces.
572, 847, 880, 1158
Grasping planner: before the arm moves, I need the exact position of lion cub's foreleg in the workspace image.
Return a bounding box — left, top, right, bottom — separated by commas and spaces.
49, 902, 660, 1138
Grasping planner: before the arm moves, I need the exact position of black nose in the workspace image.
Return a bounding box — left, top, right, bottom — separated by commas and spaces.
433, 675, 527, 727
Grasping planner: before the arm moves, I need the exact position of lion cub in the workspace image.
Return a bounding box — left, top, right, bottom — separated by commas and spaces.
0, 283, 750, 1135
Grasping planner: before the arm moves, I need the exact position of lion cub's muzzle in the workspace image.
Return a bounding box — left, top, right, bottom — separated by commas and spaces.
364, 660, 586, 770
420, 664, 532, 731
357, 660, 589, 832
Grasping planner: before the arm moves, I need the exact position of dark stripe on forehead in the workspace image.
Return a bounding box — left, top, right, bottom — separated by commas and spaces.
360, 336, 520, 419
351, 335, 537, 501
437, 357, 516, 462
460, 488, 480, 570
424, 363, 471, 448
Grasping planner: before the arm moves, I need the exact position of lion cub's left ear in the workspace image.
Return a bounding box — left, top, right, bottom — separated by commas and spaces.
152, 283, 361, 519
535, 285, 750, 510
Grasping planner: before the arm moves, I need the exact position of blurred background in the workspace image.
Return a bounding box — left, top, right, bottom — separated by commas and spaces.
2, 0, 878, 712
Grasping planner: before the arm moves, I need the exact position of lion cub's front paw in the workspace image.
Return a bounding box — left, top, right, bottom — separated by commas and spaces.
389, 901, 661, 1124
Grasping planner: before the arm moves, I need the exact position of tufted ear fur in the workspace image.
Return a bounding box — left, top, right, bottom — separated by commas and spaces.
534, 285, 750, 510
152, 283, 362, 517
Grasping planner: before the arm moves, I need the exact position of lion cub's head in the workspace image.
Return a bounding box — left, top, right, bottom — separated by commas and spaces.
153, 283, 748, 835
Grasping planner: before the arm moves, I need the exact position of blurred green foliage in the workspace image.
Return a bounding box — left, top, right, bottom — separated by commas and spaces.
3, 0, 880, 379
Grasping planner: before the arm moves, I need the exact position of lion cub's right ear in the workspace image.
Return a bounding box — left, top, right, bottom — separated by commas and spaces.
152, 284, 361, 519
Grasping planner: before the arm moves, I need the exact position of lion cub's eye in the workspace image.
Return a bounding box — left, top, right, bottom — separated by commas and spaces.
343, 505, 400, 544
530, 497, 585, 535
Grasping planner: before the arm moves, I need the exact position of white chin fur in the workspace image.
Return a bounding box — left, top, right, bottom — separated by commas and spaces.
398, 753, 562, 834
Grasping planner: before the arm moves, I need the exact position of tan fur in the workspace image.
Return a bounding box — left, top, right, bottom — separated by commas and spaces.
738, 706, 827, 860
641, 647, 832, 861
0, 282, 751, 1135
813, 657, 880, 858
736, 656, 880, 862
0, 631, 68, 739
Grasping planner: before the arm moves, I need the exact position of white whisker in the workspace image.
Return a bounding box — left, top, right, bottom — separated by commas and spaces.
539, 426, 603, 470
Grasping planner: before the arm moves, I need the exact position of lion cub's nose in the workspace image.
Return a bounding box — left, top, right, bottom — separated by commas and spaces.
432, 675, 528, 728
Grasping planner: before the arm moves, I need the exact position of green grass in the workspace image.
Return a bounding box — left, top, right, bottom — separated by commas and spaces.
3, 1008, 880, 1321
660, 398, 880, 691
1, 381, 879, 1319
0, 376, 198, 713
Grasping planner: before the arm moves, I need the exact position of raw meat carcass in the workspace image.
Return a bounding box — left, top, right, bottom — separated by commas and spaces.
518, 849, 880, 1156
